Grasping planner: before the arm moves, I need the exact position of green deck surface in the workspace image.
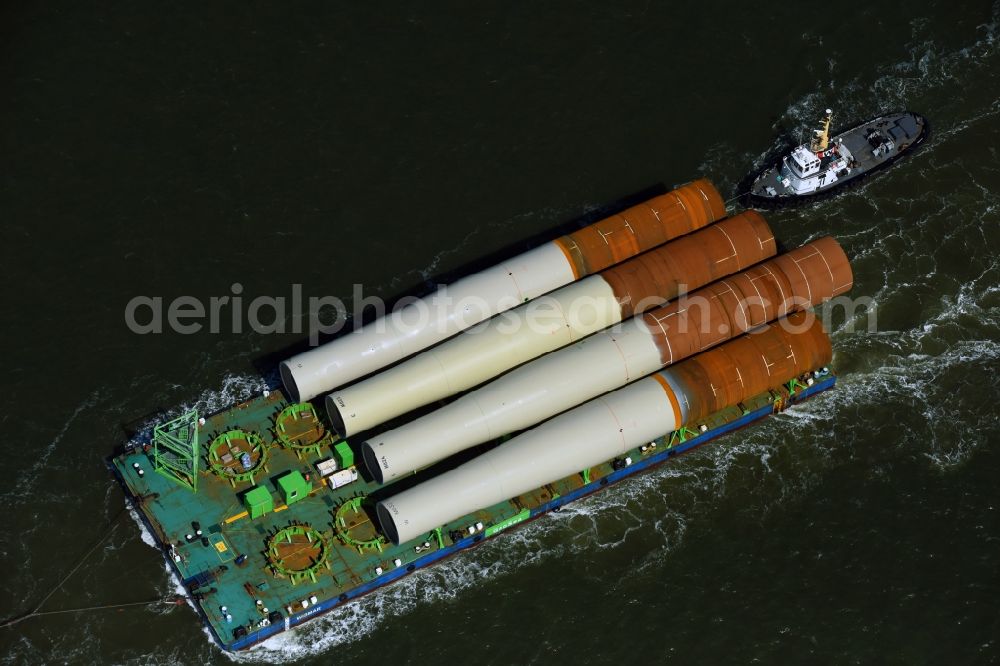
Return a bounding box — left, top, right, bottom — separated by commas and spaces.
113, 382, 796, 645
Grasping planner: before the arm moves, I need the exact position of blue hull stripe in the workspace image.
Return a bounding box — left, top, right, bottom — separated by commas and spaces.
228, 375, 835, 650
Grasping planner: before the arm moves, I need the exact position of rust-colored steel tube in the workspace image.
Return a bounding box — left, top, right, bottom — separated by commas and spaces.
553, 179, 727, 278
653, 310, 832, 426
377, 312, 832, 545
282, 180, 725, 402
639, 235, 852, 364
325, 211, 774, 437
363, 237, 852, 484
600, 209, 773, 318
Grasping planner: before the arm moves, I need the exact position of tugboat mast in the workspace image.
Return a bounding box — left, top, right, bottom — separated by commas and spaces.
810, 108, 833, 154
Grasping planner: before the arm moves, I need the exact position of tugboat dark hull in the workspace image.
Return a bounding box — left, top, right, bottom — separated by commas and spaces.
745, 112, 929, 209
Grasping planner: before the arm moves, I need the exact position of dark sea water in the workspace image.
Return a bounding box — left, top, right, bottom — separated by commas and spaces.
3, 2, 999, 664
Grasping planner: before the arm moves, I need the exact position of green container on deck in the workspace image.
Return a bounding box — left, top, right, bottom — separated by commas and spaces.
244, 486, 273, 519
277, 470, 311, 506
333, 441, 354, 469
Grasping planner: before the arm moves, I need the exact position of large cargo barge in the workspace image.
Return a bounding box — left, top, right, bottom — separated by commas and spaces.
111, 179, 851, 651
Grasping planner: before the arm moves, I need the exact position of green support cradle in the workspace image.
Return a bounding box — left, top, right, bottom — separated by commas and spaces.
334, 496, 386, 555
667, 426, 700, 448
274, 403, 332, 460
208, 429, 270, 487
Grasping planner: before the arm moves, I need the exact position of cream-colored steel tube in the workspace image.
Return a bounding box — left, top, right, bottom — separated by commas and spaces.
326, 211, 776, 436
281, 180, 727, 402
363, 318, 663, 483
377, 376, 678, 544
325, 276, 620, 436
281, 243, 576, 402
362, 237, 851, 483
376, 312, 835, 545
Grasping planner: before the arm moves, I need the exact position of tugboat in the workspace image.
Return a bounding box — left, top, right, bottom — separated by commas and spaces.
747, 109, 928, 207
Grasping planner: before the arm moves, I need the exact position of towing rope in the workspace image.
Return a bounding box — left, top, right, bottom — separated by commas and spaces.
0, 597, 185, 628
725, 192, 747, 206
0, 506, 185, 629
